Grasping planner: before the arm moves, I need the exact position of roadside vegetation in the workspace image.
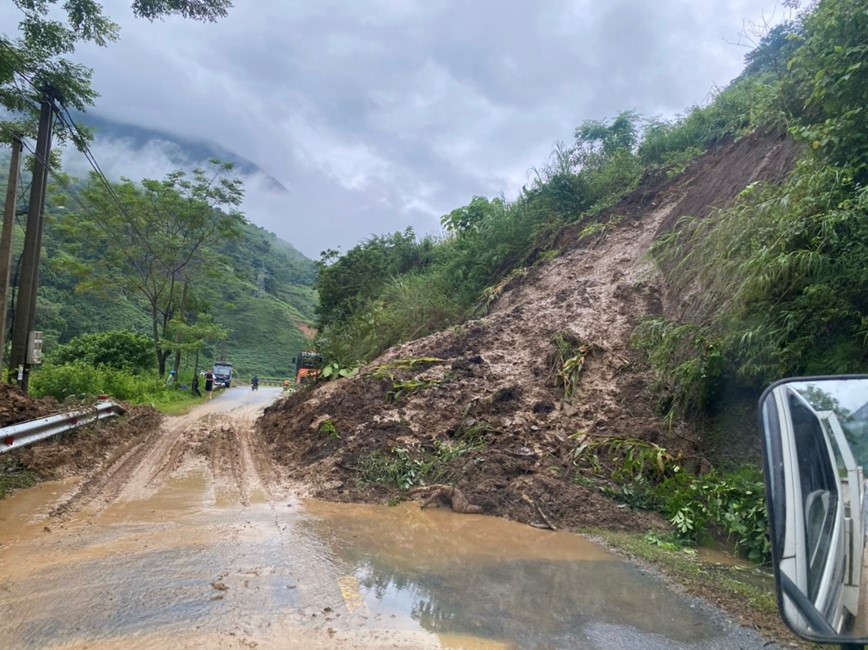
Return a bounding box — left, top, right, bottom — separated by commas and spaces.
25, 330, 203, 411
0, 165, 315, 380
312, 0, 867, 561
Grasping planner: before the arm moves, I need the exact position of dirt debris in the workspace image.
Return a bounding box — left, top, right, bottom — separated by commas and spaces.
258, 133, 799, 533
410, 484, 483, 514
3, 402, 161, 479
0, 383, 60, 429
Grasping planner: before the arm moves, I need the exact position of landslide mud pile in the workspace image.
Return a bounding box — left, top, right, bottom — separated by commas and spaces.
0, 383, 59, 428
0, 383, 161, 482
258, 132, 799, 531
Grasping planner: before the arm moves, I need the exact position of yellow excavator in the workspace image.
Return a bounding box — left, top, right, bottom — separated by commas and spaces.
294, 351, 324, 385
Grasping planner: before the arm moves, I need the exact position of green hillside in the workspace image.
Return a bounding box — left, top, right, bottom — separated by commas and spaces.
8, 188, 320, 379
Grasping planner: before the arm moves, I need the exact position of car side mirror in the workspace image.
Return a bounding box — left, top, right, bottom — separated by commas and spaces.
760, 376, 868, 645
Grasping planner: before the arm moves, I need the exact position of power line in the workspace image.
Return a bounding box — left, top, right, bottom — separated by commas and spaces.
1, 40, 128, 222
0, 39, 37, 88
4, 47, 159, 282
53, 103, 129, 218
50, 104, 162, 275
18, 128, 92, 220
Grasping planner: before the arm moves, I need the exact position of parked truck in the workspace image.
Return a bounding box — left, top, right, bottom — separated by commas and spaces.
212, 362, 233, 388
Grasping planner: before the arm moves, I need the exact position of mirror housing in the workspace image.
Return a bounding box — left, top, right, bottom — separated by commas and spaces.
760, 376, 868, 643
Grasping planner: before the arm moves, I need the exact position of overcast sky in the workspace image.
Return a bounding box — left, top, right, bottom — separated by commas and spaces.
5, 1, 791, 259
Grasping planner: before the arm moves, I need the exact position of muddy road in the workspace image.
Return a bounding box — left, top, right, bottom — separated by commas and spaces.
0, 388, 773, 649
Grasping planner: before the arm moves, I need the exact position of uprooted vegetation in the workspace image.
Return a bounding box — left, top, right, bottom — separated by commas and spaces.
261, 0, 867, 561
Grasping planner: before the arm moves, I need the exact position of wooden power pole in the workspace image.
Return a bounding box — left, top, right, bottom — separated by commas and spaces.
0, 135, 23, 374
9, 94, 54, 392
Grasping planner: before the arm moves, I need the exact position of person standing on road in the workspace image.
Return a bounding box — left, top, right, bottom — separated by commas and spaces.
204, 370, 214, 400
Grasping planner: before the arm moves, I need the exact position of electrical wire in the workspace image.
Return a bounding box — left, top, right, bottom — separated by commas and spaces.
18, 129, 93, 220
0, 38, 37, 88
53, 103, 130, 219
4, 43, 160, 286
2, 38, 129, 222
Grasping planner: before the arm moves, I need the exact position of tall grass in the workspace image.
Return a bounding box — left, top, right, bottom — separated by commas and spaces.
649, 162, 867, 383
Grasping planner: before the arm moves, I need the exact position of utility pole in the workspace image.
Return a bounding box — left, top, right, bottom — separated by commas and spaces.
9, 93, 54, 392
0, 135, 22, 374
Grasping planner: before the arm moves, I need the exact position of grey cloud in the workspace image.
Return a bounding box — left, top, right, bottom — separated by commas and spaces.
3, 0, 792, 258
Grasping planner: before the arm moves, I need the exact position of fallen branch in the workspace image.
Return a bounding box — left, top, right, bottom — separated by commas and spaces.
409, 484, 483, 514
522, 493, 557, 531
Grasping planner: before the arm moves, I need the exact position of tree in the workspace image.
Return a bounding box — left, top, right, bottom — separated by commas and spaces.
50, 330, 154, 372
161, 315, 228, 387
783, 0, 868, 183
57, 160, 245, 376
741, 21, 802, 79
1, 0, 231, 141
315, 228, 433, 329
440, 196, 503, 235
573, 110, 640, 167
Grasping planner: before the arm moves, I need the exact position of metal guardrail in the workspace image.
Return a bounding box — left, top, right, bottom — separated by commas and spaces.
0, 400, 127, 454
251, 378, 290, 387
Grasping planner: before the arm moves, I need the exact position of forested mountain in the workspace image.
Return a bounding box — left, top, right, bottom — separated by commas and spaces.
0, 154, 317, 380
36, 208, 316, 378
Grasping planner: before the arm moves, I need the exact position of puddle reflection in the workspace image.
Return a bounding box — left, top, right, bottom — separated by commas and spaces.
301, 501, 724, 647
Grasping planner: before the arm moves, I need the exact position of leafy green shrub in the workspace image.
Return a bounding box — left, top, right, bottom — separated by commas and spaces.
572, 436, 768, 561
550, 333, 592, 400
357, 441, 481, 491
632, 319, 724, 421
317, 419, 340, 440
783, 0, 868, 184
315, 228, 435, 327
317, 272, 465, 367
319, 362, 359, 381
30, 363, 104, 401
571, 436, 682, 483
655, 467, 769, 562
358, 448, 424, 491
49, 330, 154, 372
30, 362, 179, 405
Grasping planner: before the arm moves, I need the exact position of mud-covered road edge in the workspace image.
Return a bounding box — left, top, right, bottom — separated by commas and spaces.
583, 529, 811, 648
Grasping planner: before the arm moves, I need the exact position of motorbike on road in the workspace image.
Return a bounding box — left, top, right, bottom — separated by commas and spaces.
251, 376, 259, 391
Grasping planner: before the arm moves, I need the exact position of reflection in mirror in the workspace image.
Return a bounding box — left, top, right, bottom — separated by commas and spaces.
760, 377, 868, 642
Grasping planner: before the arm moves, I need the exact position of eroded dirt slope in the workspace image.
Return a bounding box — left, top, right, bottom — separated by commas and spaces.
258, 132, 800, 531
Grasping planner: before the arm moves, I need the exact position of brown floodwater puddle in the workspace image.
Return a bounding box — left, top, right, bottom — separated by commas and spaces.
0, 475, 769, 649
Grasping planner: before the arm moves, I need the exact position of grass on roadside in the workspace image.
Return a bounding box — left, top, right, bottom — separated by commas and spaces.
154, 394, 204, 415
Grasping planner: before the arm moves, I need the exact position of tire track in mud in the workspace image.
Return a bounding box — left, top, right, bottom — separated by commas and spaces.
48, 393, 283, 519
48, 416, 167, 518
206, 418, 252, 505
